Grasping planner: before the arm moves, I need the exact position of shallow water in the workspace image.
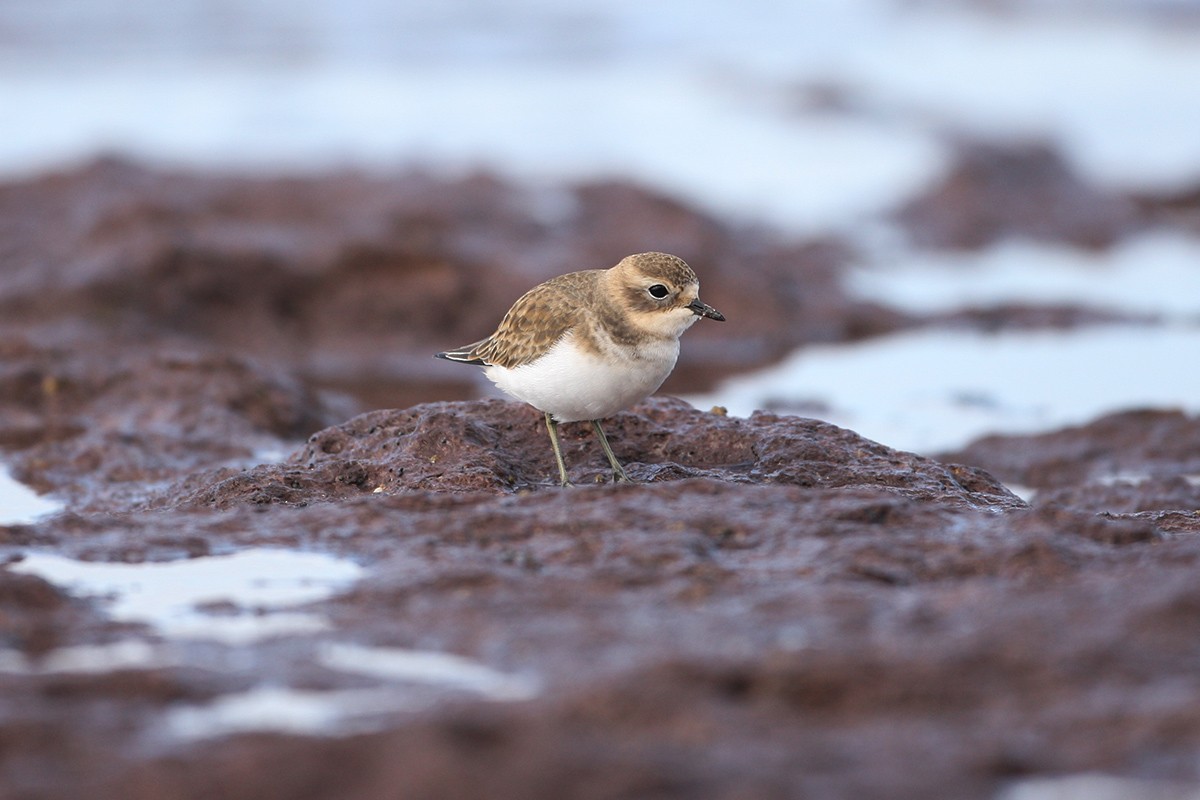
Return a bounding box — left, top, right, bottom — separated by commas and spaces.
0, 468, 63, 525
3, 1, 1200, 231
847, 232, 1200, 320
691, 324, 1200, 454
694, 225, 1200, 452
161, 686, 414, 740
0, 639, 172, 675
996, 773, 1200, 800
319, 643, 539, 701
162, 647, 538, 740
8, 548, 364, 643
3, 547, 539, 737
3, 2, 1198, 463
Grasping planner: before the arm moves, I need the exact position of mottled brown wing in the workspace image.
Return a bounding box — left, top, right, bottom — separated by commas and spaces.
440, 271, 599, 369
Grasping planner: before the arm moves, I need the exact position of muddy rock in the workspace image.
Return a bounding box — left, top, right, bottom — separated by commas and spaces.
165, 396, 1021, 511
0, 569, 88, 656
932, 302, 1155, 332
2, 350, 1191, 800
0, 336, 348, 511
1131, 181, 1200, 234
0, 443, 1186, 800
0, 159, 901, 411
942, 409, 1200, 533
895, 140, 1142, 249
942, 408, 1200, 491
2, 157, 1200, 800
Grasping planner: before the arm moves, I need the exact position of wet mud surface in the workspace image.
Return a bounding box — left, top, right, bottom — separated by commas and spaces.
0, 159, 898, 411
894, 141, 1143, 250
1, 158, 1199, 799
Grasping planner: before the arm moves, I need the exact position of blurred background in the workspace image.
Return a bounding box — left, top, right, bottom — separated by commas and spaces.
3, 0, 1200, 454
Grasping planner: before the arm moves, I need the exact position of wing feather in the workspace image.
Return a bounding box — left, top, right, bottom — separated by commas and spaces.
436, 271, 599, 369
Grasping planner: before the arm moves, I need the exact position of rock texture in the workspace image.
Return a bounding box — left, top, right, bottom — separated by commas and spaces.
895, 140, 1142, 250
0, 159, 902, 411
942, 409, 1200, 534
0, 159, 1198, 800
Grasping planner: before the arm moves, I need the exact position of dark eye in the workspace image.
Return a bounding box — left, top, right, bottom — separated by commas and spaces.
647, 284, 669, 299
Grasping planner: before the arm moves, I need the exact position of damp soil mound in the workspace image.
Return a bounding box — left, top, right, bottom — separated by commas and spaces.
942, 408, 1200, 535
2, 160, 1200, 800
171, 396, 1020, 510
0, 158, 902, 411
4, 352, 1196, 800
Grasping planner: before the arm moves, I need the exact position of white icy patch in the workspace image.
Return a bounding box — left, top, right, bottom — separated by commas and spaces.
4, 548, 538, 739
7, 1, 1200, 228
7, 548, 363, 644
847, 232, 1200, 320
162, 645, 538, 741
690, 324, 1200, 454
319, 643, 539, 701
0, 639, 174, 675
162, 686, 410, 740
0, 469, 63, 525
997, 772, 1200, 800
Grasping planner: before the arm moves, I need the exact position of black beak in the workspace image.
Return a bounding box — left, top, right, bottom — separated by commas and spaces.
688, 298, 726, 322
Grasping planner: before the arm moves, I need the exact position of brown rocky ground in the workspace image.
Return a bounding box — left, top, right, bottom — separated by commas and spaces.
0, 158, 899, 411
894, 140, 1143, 250
1, 156, 1199, 799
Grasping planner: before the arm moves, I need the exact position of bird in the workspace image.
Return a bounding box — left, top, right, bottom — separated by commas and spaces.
436, 252, 725, 486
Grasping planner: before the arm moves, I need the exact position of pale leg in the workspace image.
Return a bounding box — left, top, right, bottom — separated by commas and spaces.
544, 412, 572, 487
591, 420, 632, 483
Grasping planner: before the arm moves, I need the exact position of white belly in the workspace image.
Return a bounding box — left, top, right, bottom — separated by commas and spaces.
484, 334, 679, 423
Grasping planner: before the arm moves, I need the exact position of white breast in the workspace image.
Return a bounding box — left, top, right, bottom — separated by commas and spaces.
484, 332, 680, 423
